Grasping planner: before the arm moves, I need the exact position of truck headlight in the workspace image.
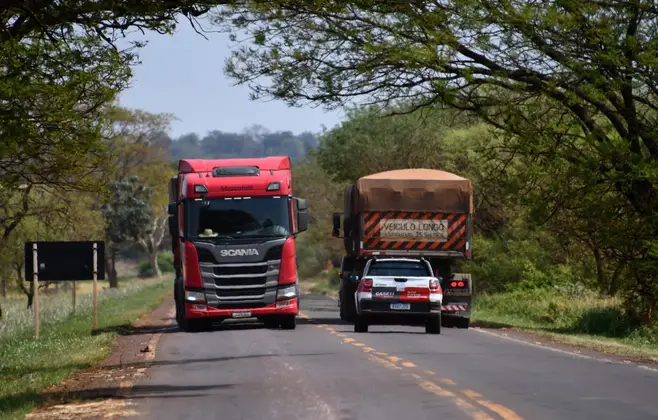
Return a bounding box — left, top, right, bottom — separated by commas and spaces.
185, 290, 206, 303
277, 284, 297, 299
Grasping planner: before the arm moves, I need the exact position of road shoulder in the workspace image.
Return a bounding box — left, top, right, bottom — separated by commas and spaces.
25, 299, 176, 419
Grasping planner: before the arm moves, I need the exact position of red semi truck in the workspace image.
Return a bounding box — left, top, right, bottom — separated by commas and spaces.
167, 156, 308, 332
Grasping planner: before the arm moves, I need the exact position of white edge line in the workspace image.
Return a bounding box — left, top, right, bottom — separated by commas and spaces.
472, 327, 658, 374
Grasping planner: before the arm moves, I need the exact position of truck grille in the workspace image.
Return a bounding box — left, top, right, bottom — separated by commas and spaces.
214, 265, 268, 276
195, 241, 285, 307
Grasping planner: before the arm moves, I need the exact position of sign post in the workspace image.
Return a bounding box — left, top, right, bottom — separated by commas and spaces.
32, 243, 39, 339
93, 242, 98, 329
72, 280, 76, 313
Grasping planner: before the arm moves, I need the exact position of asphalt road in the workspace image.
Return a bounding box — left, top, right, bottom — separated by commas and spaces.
126, 294, 658, 420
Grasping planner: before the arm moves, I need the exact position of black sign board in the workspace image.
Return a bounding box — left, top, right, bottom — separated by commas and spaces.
24, 241, 105, 281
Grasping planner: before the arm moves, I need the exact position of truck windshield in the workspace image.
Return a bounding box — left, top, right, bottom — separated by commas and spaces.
367, 260, 431, 277
186, 196, 291, 239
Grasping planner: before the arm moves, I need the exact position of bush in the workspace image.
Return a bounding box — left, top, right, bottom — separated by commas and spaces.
138, 252, 174, 278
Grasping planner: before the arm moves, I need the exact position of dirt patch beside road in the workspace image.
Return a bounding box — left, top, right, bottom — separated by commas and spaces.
25, 299, 176, 419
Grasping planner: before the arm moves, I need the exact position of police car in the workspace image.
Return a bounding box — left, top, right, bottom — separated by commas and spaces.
353, 257, 442, 334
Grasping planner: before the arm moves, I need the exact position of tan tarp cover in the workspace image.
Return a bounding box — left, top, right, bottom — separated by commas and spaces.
356, 169, 473, 214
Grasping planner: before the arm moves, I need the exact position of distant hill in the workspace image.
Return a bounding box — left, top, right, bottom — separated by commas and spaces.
170, 125, 320, 163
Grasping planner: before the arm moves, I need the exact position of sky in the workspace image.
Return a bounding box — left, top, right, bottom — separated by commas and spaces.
117, 22, 345, 139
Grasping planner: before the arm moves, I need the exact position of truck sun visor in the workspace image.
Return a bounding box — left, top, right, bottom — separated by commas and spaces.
212, 166, 260, 177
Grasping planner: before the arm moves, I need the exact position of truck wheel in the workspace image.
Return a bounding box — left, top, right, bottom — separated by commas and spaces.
441, 316, 453, 328
426, 314, 441, 334
263, 318, 279, 329
181, 317, 206, 333
456, 317, 470, 329
354, 315, 368, 333
280, 315, 296, 330
343, 293, 357, 322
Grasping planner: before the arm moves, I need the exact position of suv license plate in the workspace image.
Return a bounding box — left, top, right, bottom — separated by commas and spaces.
232, 311, 252, 318
390, 303, 411, 310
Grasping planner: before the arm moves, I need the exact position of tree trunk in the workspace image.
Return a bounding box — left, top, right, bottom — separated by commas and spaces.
1, 278, 6, 298
591, 246, 609, 295
107, 247, 119, 288
26, 280, 34, 309
150, 250, 162, 278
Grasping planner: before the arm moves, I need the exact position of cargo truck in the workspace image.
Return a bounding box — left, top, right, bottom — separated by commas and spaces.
332, 169, 474, 329
168, 156, 308, 332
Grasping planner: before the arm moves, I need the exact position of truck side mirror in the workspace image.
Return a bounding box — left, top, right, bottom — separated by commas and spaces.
168, 214, 178, 236
332, 212, 341, 237
294, 198, 308, 233
168, 202, 177, 216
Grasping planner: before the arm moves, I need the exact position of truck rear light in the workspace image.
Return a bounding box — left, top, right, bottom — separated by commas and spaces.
357, 277, 373, 292
450, 280, 467, 288
458, 281, 464, 287
450, 281, 457, 287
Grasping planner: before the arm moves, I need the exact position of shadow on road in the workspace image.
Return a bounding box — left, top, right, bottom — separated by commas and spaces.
297, 317, 349, 326
91, 323, 177, 337
470, 320, 514, 329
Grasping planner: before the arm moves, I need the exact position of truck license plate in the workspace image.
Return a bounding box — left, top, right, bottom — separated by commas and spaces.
232, 311, 251, 318
390, 302, 410, 310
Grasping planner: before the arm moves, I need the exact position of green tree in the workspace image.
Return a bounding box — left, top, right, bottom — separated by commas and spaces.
0, 1, 236, 192
101, 177, 153, 287
215, 1, 658, 323
105, 107, 176, 277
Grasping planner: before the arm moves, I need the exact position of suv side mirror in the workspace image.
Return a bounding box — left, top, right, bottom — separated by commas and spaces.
294, 198, 308, 233
332, 212, 341, 237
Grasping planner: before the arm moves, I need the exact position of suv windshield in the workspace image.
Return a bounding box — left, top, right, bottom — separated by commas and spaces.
186, 196, 291, 239
367, 260, 431, 277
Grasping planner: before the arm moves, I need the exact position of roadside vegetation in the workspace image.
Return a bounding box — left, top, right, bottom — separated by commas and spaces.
0, 276, 172, 420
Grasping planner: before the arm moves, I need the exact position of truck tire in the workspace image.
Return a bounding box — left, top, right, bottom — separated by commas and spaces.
280, 315, 296, 330
181, 317, 206, 332
262, 317, 279, 329
426, 314, 441, 334
456, 317, 470, 329
354, 315, 368, 333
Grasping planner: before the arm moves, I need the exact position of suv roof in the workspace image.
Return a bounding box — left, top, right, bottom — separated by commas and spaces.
369, 257, 423, 263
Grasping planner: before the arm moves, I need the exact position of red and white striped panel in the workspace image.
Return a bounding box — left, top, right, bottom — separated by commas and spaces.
441, 304, 468, 311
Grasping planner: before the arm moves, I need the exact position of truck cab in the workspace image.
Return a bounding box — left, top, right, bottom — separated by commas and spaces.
168, 156, 308, 331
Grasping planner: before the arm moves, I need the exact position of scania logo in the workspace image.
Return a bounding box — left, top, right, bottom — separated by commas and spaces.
219, 248, 259, 257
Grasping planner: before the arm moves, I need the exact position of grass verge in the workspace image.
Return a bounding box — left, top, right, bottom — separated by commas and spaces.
0, 277, 172, 420
300, 271, 338, 296
473, 289, 658, 361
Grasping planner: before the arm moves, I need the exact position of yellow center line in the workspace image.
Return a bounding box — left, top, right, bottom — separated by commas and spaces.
302, 313, 524, 420
463, 390, 523, 420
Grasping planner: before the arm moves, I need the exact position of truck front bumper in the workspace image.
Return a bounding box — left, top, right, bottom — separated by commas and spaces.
185, 297, 299, 319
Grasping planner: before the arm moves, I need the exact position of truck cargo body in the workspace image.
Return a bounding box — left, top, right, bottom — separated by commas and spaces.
333, 169, 474, 328
169, 156, 308, 331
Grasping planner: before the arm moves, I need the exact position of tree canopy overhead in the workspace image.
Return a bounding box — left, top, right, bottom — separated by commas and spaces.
214, 0, 658, 213
0, 0, 234, 192
214, 0, 658, 320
